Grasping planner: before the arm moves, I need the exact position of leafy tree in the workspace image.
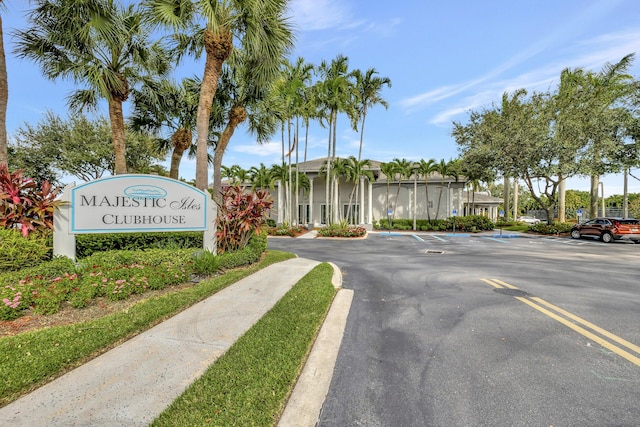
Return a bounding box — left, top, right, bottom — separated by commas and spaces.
559, 54, 636, 217
145, 0, 293, 191
14, 0, 170, 174
12, 112, 164, 182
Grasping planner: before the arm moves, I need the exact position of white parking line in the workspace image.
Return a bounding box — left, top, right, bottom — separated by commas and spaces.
480, 236, 509, 244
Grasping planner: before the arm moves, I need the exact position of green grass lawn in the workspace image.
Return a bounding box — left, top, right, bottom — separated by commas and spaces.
152, 262, 336, 426
1, 250, 335, 422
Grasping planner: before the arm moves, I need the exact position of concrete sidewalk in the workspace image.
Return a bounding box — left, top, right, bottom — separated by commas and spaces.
0, 257, 350, 426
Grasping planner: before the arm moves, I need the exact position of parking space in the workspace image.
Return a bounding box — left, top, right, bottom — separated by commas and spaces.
268, 231, 640, 426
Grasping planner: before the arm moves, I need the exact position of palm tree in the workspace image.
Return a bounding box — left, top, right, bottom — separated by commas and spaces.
286, 58, 315, 225
0, 1, 8, 167
434, 159, 459, 221
380, 162, 397, 224
249, 163, 276, 190
270, 162, 290, 223
145, 0, 293, 191
15, 1, 170, 175
130, 77, 202, 179
317, 55, 355, 222
210, 51, 285, 204
344, 156, 374, 224
415, 158, 438, 222
558, 54, 635, 218
353, 68, 391, 162
389, 158, 414, 221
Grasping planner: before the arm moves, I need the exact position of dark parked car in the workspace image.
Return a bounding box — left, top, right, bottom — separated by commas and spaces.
570, 217, 640, 243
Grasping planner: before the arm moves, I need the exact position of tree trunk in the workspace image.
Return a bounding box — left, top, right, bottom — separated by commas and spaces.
212, 105, 246, 205
503, 176, 510, 220
558, 176, 566, 222
196, 29, 232, 191
108, 98, 127, 174
325, 114, 332, 225
169, 147, 186, 180
512, 179, 518, 220
589, 174, 599, 218
0, 15, 8, 167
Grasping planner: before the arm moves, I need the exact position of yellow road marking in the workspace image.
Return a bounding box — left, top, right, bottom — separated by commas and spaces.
481, 278, 640, 367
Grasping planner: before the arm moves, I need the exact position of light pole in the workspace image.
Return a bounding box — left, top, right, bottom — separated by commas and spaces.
599, 182, 605, 217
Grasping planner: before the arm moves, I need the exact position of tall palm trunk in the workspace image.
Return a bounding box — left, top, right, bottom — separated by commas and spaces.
0, 15, 7, 167
108, 98, 127, 174
331, 110, 338, 223
590, 174, 600, 218
196, 29, 232, 191
169, 128, 192, 179
212, 105, 246, 205
325, 114, 332, 225
354, 106, 368, 224
295, 117, 300, 225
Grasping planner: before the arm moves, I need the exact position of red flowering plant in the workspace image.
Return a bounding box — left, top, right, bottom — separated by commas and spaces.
0, 164, 64, 236
216, 185, 273, 254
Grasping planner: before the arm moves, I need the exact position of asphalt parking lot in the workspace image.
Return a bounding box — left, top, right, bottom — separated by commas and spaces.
268, 232, 640, 426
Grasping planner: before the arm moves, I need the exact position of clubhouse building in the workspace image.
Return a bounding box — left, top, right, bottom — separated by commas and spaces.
269, 158, 502, 228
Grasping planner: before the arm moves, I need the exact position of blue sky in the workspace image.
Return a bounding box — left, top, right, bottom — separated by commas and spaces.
3, 0, 640, 196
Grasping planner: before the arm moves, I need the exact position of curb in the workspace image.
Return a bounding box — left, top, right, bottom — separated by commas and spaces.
278, 262, 352, 427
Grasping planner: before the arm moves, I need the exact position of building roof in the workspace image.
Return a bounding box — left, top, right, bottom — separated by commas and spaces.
462, 191, 502, 205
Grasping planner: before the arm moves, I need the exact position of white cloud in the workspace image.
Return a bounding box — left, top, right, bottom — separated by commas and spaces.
288, 0, 355, 31
232, 141, 282, 156
410, 26, 640, 126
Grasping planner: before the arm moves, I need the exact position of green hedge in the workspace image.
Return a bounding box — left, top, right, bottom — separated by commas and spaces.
76, 231, 204, 258
0, 234, 268, 320
375, 215, 495, 232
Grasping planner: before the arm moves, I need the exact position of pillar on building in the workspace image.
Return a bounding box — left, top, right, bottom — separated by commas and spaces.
309, 178, 314, 228
277, 180, 284, 224
368, 180, 373, 224
359, 177, 365, 224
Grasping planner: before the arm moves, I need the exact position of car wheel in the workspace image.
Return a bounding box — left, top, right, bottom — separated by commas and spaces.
634, 240, 640, 244
570, 230, 581, 239
600, 232, 614, 243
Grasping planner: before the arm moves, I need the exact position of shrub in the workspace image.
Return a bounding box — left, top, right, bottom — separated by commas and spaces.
529, 221, 573, 234
217, 234, 267, 270
0, 164, 63, 236
376, 216, 494, 232
266, 224, 306, 237
0, 229, 51, 272
192, 250, 220, 275
317, 222, 366, 238
216, 185, 273, 254
76, 232, 203, 258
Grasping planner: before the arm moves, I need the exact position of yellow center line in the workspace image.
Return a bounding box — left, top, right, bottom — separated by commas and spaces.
530, 296, 640, 356
480, 278, 640, 367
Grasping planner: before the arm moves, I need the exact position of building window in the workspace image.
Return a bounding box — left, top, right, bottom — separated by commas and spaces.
342, 204, 360, 224
427, 201, 433, 208
298, 204, 310, 224
320, 204, 327, 225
